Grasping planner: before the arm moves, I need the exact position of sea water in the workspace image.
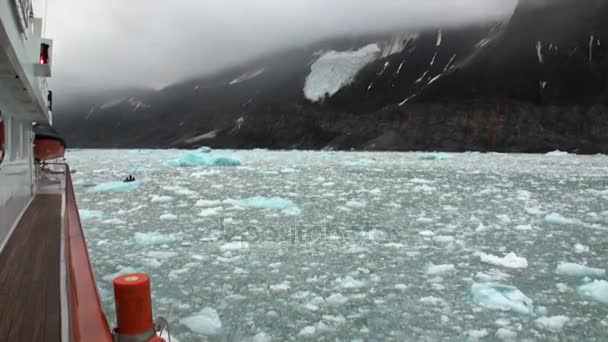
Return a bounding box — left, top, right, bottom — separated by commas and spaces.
68, 149, 608, 341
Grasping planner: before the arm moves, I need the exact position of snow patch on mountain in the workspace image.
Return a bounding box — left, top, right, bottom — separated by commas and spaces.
229, 68, 265, 85
380, 34, 419, 58
304, 44, 381, 102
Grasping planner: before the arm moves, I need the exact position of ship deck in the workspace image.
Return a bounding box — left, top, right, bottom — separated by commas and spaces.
0, 194, 62, 341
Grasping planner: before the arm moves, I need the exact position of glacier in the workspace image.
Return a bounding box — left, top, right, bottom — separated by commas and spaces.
304, 44, 381, 102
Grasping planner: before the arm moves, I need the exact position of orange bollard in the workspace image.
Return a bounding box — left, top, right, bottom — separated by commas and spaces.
113, 273, 161, 341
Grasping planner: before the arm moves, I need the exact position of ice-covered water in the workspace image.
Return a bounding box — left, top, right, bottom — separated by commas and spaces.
68, 149, 608, 341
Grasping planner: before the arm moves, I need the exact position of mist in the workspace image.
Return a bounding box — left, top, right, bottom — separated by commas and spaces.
41, 0, 519, 95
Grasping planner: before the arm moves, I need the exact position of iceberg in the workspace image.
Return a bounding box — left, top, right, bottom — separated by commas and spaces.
88, 181, 142, 193
134, 232, 182, 246
167, 152, 241, 167
471, 282, 534, 314
556, 262, 605, 277
578, 280, 608, 304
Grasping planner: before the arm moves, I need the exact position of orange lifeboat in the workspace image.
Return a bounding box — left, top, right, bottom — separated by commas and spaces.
33, 123, 66, 161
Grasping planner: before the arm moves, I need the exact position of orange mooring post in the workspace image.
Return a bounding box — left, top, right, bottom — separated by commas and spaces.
113, 273, 161, 341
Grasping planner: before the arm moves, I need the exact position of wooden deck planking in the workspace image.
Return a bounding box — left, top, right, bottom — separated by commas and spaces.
0, 195, 62, 342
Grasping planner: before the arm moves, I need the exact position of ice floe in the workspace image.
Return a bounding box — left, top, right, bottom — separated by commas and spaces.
134, 232, 182, 246
578, 280, 608, 304
471, 282, 533, 314
476, 252, 528, 269
556, 262, 605, 277
79, 209, 103, 220
181, 307, 223, 336
534, 315, 570, 332
426, 264, 455, 275
544, 213, 581, 225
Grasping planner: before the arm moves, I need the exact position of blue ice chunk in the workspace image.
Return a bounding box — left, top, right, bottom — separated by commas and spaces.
471, 282, 534, 314
88, 181, 143, 193
417, 153, 454, 160
134, 232, 183, 246
197, 146, 212, 153
578, 280, 608, 304
556, 262, 605, 278
167, 152, 241, 167
227, 196, 298, 210
79, 209, 103, 221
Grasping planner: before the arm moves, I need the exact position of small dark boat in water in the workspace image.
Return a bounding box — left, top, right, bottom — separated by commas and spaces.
33, 123, 66, 161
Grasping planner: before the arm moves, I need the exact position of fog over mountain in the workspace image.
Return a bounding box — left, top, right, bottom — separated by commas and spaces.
43, 0, 518, 95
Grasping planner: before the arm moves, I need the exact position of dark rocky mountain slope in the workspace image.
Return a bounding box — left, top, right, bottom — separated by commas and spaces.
55, 0, 608, 153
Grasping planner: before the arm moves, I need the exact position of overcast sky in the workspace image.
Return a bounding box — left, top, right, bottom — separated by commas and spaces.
39, 0, 518, 94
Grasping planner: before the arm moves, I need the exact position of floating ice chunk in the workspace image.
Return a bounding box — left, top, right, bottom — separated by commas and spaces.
419, 296, 444, 306
326, 293, 349, 306
345, 200, 366, 208
159, 213, 178, 221
298, 325, 316, 336
195, 199, 221, 207
434, 235, 455, 243
417, 153, 454, 160
545, 150, 569, 156
79, 209, 103, 221
88, 181, 142, 193
226, 197, 299, 212
197, 146, 212, 153
476, 252, 528, 269
146, 251, 178, 259
413, 184, 436, 192
252, 332, 272, 342
101, 218, 127, 225
344, 159, 372, 167
168, 268, 189, 280
535, 315, 570, 332
574, 243, 590, 253
544, 213, 581, 225
134, 232, 182, 246
556, 262, 605, 277
199, 207, 223, 217
220, 241, 250, 252
578, 280, 608, 304
496, 328, 517, 340
151, 195, 174, 203
141, 258, 162, 268
191, 170, 220, 177
471, 282, 533, 314
167, 152, 241, 167
269, 282, 290, 294
419, 230, 435, 237
395, 284, 408, 291
466, 329, 489, 341
426, 264, 455, 275
181, 307, 222, 336
130, 166, 150, 174
335, 276, 366, 289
